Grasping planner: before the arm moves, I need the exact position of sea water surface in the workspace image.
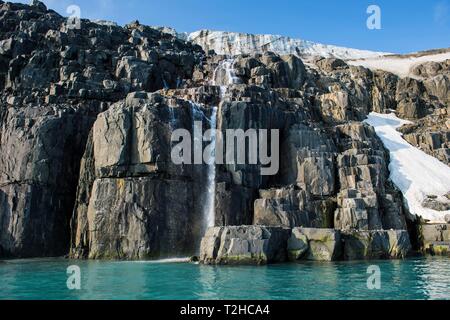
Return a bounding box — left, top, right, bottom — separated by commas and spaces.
0, 257, 449, 300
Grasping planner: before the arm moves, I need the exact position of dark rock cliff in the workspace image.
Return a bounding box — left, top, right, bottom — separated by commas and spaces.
0, 1, 204, 257
0, 1, 448, 260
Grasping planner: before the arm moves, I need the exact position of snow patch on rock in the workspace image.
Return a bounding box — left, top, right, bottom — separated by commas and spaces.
365, 112, 450, 223
349, 52, 450, 78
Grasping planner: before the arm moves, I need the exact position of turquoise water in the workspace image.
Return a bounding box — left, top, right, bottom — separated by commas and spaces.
0, 257, 449, 300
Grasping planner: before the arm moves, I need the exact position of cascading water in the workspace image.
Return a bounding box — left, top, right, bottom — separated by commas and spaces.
168, 106, 177, 128
162, 77, 170, 90
221, 59, 241, 86
189, 102, 218, 231
184, 58, 238, 237
212, 58, 240, 91
199, 58, 239, 231
204, 107, 218, 229
190, 102, 206, 128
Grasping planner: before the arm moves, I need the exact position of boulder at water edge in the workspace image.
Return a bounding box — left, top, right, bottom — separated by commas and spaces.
342, 230, 411, 260
200, 226, 291, 265
287, 228, 342, 261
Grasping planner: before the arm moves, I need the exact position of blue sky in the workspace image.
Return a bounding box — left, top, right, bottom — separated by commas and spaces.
15, 0, 450, 53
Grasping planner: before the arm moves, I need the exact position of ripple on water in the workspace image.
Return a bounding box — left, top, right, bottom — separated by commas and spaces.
0, 257, 449, 300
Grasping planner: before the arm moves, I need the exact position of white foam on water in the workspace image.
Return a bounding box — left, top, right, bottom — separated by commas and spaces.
126, 258, 191, 264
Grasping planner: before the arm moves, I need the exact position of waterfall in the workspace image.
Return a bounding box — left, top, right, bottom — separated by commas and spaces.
202, 58, 239, 230
190, 101, 205, 124
169, 107, 177, 128
204, 107, 218, 229
222, 59, 241, 85
189, 102, 218, 230
184, 58, 237, 234
211, 58, 240, 88
162, 77, 170, 90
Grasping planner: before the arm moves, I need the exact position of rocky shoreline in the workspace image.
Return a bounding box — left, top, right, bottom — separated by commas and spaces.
0, 1, 449, 263
199, 226, 411, 265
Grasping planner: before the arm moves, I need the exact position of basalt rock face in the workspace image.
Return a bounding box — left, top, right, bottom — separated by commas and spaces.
253, 187, 333, 229
421, 224, 450, 256
342, 230, 411, 260
288, 228, 342, 261
0, 2, 204, 258
70, 92, 217, 259
397, 59, 450, 165
398, 112, 450, 166
200, 226, 291, 265
199, 225, 411, 264
1, 2, 447, 260
0, 103, 101, 257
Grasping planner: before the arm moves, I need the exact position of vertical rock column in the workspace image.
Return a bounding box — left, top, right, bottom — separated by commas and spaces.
70, 93, 212, 259
0, 104, 99, 257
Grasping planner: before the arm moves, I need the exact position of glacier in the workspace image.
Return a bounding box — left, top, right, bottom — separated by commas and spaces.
186, 29, 389, 59
151, 27, 390, 60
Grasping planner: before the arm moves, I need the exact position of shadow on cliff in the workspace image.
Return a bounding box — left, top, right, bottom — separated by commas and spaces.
0, 188, 12, 258
373, 131, 415, 214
